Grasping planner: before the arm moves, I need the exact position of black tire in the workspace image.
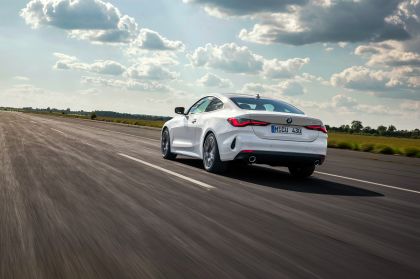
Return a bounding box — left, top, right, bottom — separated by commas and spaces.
161, 128, 177, 160
288, 165, 315, 178
202, 133, 227, 173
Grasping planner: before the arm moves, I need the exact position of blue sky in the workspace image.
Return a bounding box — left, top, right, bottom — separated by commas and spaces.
1, 0, 419, 129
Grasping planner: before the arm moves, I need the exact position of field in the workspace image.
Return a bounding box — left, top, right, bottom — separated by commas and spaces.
328, 132, 420, 157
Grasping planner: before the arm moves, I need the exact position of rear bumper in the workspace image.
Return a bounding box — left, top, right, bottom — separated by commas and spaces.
234, 151, 325, 167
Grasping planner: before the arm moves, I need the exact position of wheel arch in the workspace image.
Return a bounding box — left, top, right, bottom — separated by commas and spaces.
200, 128, 219, 159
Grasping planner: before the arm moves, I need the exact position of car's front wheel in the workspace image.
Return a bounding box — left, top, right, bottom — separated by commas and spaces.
203, 133, 227, 173
161, 128, 177, 160
288, 165, 315, 178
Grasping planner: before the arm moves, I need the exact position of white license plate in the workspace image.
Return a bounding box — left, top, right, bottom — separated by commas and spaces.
271, 125, 302, 135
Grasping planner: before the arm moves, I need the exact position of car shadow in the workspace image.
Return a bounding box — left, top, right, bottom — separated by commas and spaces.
175, 158, 384, 197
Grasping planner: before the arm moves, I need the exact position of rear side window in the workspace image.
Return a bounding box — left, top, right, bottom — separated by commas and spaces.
188, 97, 212, 114
230, 97, 304, 115
205, 98, 224, 112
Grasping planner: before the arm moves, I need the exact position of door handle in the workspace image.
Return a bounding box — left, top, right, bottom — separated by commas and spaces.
191, 119, 197, 124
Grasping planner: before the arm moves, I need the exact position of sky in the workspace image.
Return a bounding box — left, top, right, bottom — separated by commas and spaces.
0, 0, 419, 129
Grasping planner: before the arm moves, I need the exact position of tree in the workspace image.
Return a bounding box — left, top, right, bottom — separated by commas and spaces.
377, 125, 387, 135
387, 125, 396, 133
90, 111, 97, 120
362, 126, 372, 133
351, 120, 363, 132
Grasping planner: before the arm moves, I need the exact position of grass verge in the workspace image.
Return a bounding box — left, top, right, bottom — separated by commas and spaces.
328, 132, 420, 157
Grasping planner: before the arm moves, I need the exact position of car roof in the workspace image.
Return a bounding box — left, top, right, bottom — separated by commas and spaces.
211, 93, 260, 99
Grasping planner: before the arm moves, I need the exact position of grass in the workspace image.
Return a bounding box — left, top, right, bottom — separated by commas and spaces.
328, 132, 420, 157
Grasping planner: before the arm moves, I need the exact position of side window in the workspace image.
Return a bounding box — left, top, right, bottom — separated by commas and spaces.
189, 97, 212, 114
205, 98, 224, 112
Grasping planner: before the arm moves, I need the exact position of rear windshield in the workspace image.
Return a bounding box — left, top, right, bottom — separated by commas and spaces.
230, 97, 304, 115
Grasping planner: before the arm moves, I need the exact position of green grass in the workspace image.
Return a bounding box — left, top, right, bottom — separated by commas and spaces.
328, 132, 420, 157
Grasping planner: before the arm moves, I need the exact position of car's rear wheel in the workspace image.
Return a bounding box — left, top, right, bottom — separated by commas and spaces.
161, 128, 177, 160
203, 133, 227, 173
288, 165, 315, 178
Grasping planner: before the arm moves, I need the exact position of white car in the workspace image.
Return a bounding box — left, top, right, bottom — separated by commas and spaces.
161, 93, 327, 178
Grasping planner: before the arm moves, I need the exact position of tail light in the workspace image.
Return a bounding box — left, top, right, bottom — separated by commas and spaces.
305, 125, 327, 134
227, 117, 269, 127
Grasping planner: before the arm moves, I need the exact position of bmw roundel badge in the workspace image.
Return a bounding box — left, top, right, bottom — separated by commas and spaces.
286, 117, 293, 124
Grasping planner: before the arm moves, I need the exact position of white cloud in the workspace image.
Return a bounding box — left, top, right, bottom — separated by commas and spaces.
125, 62, 179, 81
197, 73, 232, 88
130, 29, 185, 51
20, 0, 139, 43
81, 76, 170, 92
13, 76, 30, 81
355, 41, 420, 67
241, 80, 305, 96
263, 57, 309, 79
20, 0, 184, 49
188, 43, 264, 73
331, 65, 420, 99
188, 43, 309, 79
53, 53, 126, 75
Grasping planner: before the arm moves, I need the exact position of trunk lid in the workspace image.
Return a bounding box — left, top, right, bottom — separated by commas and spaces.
242, 112, 322, 142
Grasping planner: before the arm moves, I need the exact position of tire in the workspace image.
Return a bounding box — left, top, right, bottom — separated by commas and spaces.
161, 128, 177, 160
288, 165, 315, 178
202, 133, 227, 173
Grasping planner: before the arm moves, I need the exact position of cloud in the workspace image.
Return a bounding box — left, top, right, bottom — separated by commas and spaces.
81, 76, 171, 92
20, 0, 184, 48
237, 0, 411, 45
13, 76, 30, 81
130, 29, 185, 51
262, 57, 309, 79
53, 53, 126, 75
330, 65, 420, 99
355, 41, 420, 67
197, 73, 232, 88
241, 80, 305, 96
21, 0, 138, 43
125, 62, 179, 80
183, 0, 307, 17
188, 43, 309, 78
188, 43, 264, 73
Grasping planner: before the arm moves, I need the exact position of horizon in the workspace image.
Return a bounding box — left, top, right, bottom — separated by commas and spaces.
1, 0, 419, 129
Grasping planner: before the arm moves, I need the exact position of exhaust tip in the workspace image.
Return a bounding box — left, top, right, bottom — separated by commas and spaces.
249, 156, 256, 164
314, 160, 320, 166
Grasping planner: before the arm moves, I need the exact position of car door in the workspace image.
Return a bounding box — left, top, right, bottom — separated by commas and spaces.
188, 97, 213, 156
172, 97, 210, 155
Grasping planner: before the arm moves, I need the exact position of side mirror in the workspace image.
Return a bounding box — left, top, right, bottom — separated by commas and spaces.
175, 107, 185, 115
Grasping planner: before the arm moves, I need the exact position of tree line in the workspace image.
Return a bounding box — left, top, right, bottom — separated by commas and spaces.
326, 120, 420, 139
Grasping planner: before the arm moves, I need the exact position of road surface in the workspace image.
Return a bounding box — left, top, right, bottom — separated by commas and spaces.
1, 111, 419, 279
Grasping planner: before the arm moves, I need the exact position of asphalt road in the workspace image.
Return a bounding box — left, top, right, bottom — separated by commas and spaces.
1, 111, 419, 279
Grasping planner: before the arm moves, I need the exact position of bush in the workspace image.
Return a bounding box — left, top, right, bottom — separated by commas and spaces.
377, 146, 395, 155
90, 112, 97, 120
337, 142, 352, 150
360, 143, 375, 152
404, 147, 420, 157
327, 140, 337, 148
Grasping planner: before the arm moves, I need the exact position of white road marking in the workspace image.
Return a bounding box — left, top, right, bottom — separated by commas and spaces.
315, 171, 420, 195
51, 128, 66, 136
94, 127, 159, 142
118, 153, 215, 190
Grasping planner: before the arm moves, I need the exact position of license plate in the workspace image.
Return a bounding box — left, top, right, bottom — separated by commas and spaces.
271, 125, 302, 135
